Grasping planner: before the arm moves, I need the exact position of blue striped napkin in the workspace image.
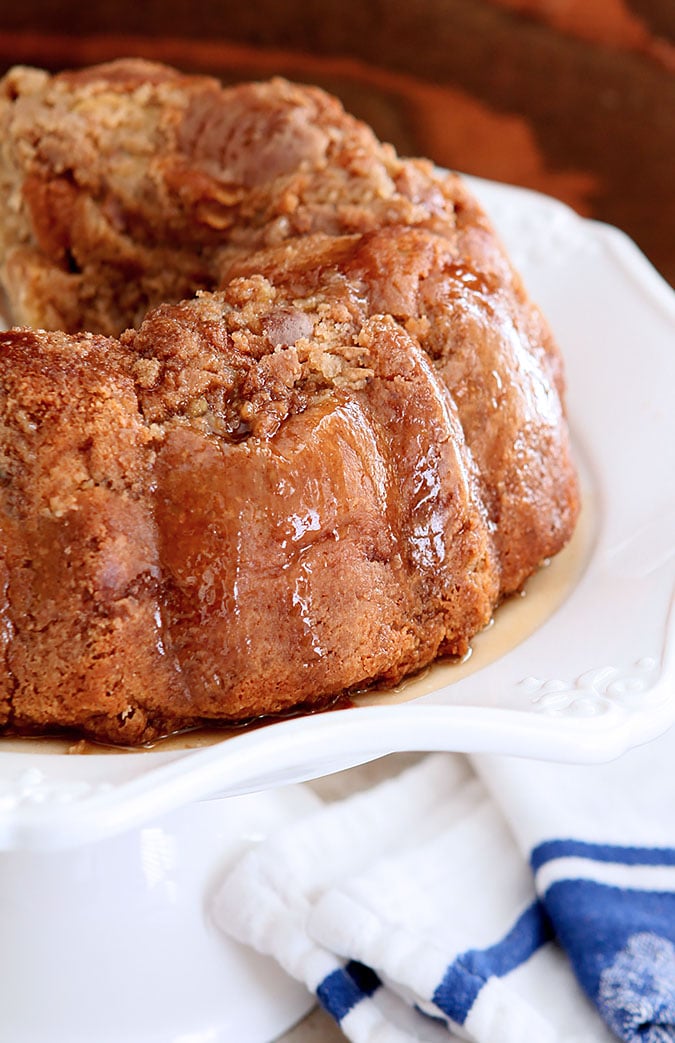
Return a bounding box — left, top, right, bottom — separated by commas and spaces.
475, 734, 675, 1042
212, 726, 675, 1042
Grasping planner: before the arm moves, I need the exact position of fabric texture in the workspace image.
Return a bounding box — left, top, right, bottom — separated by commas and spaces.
212, 726, 675, 1042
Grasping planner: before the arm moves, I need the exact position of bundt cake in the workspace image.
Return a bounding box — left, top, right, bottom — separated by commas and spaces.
0, 60, 579, 744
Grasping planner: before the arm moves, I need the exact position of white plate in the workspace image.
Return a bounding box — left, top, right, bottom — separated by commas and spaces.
1, 176, 673, 851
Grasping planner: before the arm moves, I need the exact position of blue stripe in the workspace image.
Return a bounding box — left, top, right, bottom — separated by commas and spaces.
316, 961, 381, 1023
432, 901, 553, 1025
542, 879, 675, 1009
531, 839, 675, 873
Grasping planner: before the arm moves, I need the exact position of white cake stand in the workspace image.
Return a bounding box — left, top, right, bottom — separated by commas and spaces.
0, 179, 673, 1043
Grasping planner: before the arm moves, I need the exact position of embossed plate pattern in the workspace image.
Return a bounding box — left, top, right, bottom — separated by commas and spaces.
0, 177, 673, 849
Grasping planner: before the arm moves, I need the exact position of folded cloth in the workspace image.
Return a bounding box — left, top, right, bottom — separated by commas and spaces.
475, 731, 675, 1042
212, 726, 675, 1043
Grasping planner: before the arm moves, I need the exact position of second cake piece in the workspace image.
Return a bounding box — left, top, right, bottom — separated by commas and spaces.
0, 58, 498, 335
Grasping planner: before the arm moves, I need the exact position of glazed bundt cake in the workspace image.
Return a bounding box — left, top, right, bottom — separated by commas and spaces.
0, 61, 579, 744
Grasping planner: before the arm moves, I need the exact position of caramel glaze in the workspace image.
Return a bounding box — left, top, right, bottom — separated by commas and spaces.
0, 488, 593, 756
0, 62, 579, 745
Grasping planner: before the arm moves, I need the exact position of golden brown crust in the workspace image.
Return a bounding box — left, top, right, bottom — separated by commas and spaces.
0, 329, 188, 742
0, 61, 580, 743
221, 227, 579, 595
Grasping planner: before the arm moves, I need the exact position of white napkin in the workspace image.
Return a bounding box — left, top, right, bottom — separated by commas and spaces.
212, 726, 675, 1042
